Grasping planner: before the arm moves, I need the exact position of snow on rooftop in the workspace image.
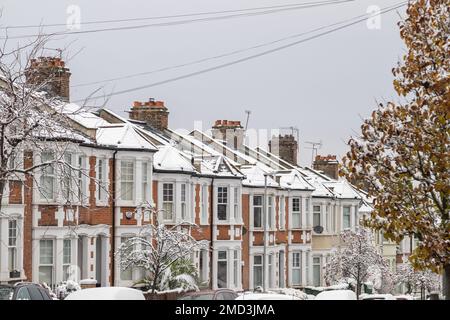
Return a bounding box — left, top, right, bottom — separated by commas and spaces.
62, 103, 110, 129
240, 165, 278, 187
96, 123, 157, 150
277, 170, 315, 190
154, 145, 195, 172
322, 180, 362, 199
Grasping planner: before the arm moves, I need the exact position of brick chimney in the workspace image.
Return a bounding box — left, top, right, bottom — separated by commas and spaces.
211, 120, 244, 150
25, 57, 71, 102
269, 134, 298, 166
128, 98, 169, 131
313, 154, 339, 180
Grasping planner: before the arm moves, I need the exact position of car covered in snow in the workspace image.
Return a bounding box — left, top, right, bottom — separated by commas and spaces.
235, 293, 303, 300
314, 289, 357, 300
64, 287, 145, 300
177, 289, 238, 300
360, 293, 395, 300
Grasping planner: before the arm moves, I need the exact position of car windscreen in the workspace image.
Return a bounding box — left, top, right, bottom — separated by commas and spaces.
178, 294, 214, 300
0, 287, 13, 300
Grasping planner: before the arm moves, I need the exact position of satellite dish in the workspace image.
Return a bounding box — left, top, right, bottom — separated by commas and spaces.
313, 225, 324, 234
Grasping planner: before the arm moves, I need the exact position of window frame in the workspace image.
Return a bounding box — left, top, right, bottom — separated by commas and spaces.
217, 186, 228, 221
181, 183, 187, 220
97, 158, 108, 202
63, 239, 72, 281
253, 255, 263, 289
217, 250, 228, 288
313, 205, 322, 228
120, 160, 135, 201
39, 151, 55, 201
343, 206, 351, 229
39, 239, 54, 287
8, 219, 17, 272
162, 183, 175, 221
279, 196, 286, 230
292, 251, 302, 286
253, 195, 263, 229
291, 197, 302, 229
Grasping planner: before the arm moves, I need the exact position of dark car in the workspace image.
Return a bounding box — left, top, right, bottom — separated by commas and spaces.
0, 282, 53, 300
177, 289, 238, 300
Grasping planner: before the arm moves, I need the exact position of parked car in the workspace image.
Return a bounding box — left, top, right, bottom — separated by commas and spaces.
315, 289, 357, 300
360, 293, 395, 300
393, 295, 415, 300
65, 287, 145, 300
0, 282, 53, 300
236, 292, 303, 300
177, 289, 238, 300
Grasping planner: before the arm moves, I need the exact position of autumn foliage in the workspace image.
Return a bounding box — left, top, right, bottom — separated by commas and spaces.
341, 0, 449, 295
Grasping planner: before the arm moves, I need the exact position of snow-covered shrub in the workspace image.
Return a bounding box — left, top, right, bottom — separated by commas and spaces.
116, 220, 207, 293
55, 280, 81, 300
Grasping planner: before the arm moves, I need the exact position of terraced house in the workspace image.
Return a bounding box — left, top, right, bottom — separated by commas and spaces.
0, 57, 373, 291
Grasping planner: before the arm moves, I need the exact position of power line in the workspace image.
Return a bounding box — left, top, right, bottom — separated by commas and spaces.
0, 0, 354, 40
0, 0, 352, 30
72, 0, 398, 88
73, 1, 407, 103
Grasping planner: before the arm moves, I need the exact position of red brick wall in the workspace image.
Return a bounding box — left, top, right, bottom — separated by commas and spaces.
217, 225, 231, 240
8, 180, 23, 204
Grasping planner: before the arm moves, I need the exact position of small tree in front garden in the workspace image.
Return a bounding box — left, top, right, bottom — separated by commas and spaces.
395, 261, 441, 299
116, 215, 207, 294
324, 228, 389, 299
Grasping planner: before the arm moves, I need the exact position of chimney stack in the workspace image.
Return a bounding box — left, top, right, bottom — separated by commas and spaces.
128, 98, 169, 131
211, 120, 245, 151
269, 134, 298, 166
25, 57, 71, 102
313, 154, 339, 180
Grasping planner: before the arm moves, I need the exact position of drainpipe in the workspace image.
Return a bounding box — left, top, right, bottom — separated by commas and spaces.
263, 174, 268, 292
111, 150, 118, 286
209, 177, 215, 289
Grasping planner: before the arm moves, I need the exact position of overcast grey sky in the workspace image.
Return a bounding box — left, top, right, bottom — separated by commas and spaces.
1, 0, 406, 166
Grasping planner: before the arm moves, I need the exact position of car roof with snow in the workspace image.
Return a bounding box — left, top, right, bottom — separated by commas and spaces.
64, 287, 145, 300
314, 290, 357, 300
235, 293, 303, 300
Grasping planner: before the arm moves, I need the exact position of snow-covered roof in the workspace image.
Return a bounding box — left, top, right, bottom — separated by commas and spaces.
240, 165, 278, 187
96, 123, 157, 151
153, 145, 195, 172
276, 170, 315, 191
199, 155, 243, 178
61, 103, 109, 129
322, 180, 362, 200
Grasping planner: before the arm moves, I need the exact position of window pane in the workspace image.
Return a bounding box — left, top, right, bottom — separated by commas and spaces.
292, 269, 301, 285
39, 240, 53, 265
254, 207, 262, 228
217, 257, 227, 289
217, 204, 227, 220
39, 266, 53, 286
120, 237, 133, 280
163, 203, 173, 220
218, 251, 227, 260
292, 212, 301, 228
343, 207, 351, 229
63, 239, 71, 264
